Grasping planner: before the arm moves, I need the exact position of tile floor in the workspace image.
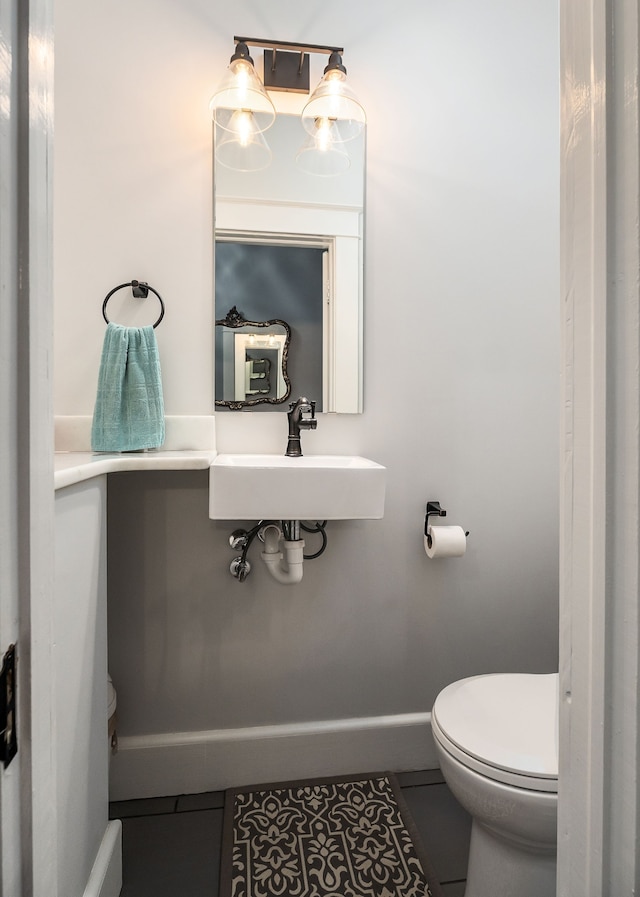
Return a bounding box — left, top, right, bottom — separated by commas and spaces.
109, 769, 472, 897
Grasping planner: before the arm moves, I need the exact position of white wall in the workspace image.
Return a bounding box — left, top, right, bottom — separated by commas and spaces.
54, 0, 560, 793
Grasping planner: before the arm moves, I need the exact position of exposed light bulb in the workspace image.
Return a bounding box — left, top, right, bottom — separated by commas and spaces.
229, 59, 253, 104
325, 69, 346, 85
314, 117, 336, 153
234, 110, 254, 147
323, 74, 350, 119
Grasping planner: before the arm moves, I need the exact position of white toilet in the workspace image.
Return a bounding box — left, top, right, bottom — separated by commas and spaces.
431, 672, 558, 897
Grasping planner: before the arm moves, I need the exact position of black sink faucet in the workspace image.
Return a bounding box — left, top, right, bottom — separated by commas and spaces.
285, 397, 317, 457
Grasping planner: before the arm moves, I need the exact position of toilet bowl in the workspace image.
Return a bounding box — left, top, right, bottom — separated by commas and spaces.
432, 672, 558, 897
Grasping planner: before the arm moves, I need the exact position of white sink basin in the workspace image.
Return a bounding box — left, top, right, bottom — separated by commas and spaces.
209, 453, 386, 520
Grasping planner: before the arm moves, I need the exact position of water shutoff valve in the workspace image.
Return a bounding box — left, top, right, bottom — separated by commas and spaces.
230, 557, 251, 581
229, 529, 249, 551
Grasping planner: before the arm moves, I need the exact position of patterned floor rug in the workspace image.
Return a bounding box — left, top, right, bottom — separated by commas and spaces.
220, 772, 444, 897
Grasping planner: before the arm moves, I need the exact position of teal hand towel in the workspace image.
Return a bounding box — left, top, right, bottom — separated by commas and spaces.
91, 323, 165, 452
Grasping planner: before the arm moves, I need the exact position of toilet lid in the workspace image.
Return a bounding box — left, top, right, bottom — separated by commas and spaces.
432, 673, 558, 782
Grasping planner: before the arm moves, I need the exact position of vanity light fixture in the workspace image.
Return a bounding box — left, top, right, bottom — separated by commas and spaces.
211, 37, 365, 173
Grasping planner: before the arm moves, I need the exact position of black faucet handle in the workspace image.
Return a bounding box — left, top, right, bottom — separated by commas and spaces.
289, 396, 315, 414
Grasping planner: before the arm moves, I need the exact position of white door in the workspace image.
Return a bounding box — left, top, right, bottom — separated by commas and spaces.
0, 0, 55, 894
0, 2, 27, 891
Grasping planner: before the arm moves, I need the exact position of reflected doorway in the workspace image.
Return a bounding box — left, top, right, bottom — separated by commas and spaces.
215, 239, 327, 411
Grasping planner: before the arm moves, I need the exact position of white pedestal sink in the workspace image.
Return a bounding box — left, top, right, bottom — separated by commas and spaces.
209, 453, 386, 520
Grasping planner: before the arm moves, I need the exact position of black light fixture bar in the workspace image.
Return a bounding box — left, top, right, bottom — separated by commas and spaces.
233, 37, 344, 56
230, 37, 347, 94
262, 50, 309, 93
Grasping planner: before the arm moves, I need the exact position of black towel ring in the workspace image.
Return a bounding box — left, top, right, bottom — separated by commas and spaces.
102, 280, 165, 329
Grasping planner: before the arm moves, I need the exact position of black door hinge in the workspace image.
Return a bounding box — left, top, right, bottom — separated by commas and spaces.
0, 645, 17, 768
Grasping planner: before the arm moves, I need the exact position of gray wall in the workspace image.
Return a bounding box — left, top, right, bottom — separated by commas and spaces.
55, 0, 559, 747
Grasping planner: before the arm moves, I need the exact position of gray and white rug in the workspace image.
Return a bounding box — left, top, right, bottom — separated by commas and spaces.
220, 773, 443, 897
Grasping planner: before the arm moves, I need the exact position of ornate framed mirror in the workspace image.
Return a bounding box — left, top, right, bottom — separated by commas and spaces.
215, 306, 292, 409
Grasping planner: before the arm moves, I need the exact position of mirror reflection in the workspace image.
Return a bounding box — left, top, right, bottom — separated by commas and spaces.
214, 112, 365, 413
215, 306, 291, 409
215, 240, 324, 411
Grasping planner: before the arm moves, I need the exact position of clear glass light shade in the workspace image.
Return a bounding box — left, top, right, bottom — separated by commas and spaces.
215, 116, 272, 172
210, 57, 276, 134
296, 118, 351, 177
301, 70, 366, 143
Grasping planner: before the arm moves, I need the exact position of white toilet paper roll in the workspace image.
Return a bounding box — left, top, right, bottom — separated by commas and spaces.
425, 525, 467, 558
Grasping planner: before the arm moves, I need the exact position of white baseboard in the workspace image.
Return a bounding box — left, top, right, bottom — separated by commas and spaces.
109, 713, 439, 801
83, 820, 122, 897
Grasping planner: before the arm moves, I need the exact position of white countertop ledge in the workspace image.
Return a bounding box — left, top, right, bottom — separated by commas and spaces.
54, 450, 217, 491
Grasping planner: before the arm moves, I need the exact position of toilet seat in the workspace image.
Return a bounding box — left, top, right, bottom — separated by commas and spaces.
432, 672, 558, 793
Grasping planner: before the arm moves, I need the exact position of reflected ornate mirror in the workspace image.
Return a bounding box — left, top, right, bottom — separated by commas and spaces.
214, 110, 365, 413
215, 306, 291, 409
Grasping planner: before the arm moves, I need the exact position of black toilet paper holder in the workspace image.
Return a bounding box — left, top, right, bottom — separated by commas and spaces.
424, 501, 469, 548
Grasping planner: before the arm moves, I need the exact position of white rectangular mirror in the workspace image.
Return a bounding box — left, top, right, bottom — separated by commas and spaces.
214, 112, 365, 413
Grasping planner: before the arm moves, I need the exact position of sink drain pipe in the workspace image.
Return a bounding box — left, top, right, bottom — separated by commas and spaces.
260, 523, 305, 584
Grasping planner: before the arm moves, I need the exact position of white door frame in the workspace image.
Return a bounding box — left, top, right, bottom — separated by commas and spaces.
1, 0, 55, 894
559, 0, 640, 892
4, 0, 637, 893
